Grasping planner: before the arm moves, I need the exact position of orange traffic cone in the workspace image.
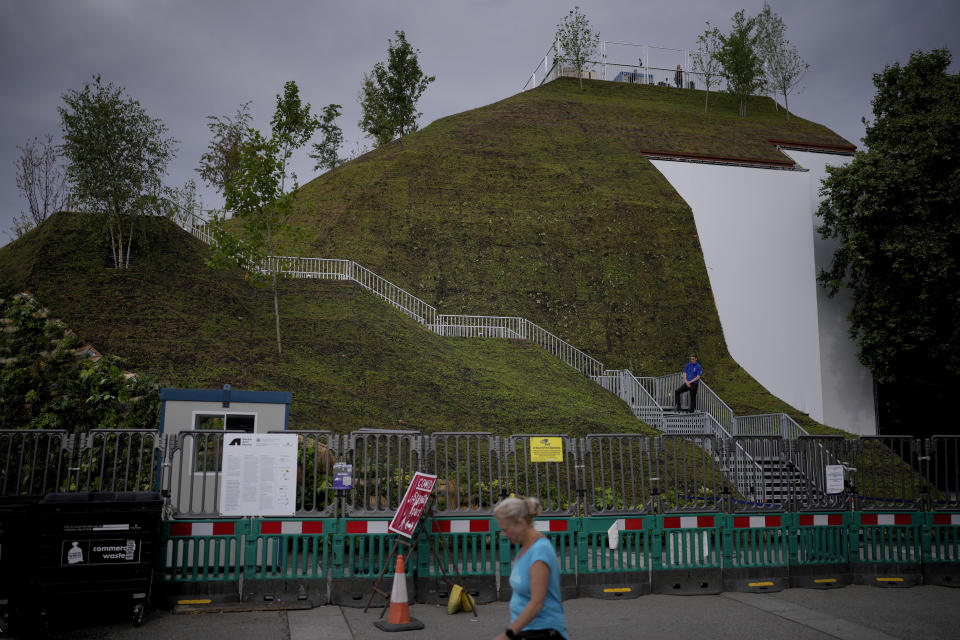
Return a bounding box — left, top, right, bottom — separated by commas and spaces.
374, 555, 424, 631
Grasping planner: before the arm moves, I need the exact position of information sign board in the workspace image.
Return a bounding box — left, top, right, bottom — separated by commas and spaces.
530, 437, 564, 462
219, 433, 298, 516
388, 471, 437, 538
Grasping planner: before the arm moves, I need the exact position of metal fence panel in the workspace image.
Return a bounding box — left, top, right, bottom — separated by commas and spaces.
502, 435, 579, 516
581, 434, 655, 515
791, 436, 850, 511
850, 437, 926, 511
0, 430, 70, 496
927, 437, 960, 511
166, 430, 239, 518
75, 429, 160, 493
656, 436, 727, 513
343, 430, 424, 516
424, 433, 500, 515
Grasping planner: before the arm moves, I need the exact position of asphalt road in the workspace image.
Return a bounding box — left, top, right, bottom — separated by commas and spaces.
8, 586, 960, 640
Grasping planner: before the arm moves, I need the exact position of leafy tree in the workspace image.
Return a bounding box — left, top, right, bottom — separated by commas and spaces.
555, 6, 600, 90
309, 103, 345, 172
817, 49, 960, 426
691, 23, 723, 113
715, 10, 764, 117
212, 129, 295, 356
271, 81, 320, 192
11, 133, 67, 239
0, 289, 158, 430
756, 3, 807, 121
59, 75, 177, 268
197, 101, 253, 197
359, 30, 435, 148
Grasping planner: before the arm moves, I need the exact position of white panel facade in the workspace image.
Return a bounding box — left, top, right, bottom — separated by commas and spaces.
650, 152, 875, 435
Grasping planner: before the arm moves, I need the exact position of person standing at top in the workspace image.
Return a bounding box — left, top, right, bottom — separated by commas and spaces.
493, 496, 568, 640
674, 64, 684, 88
674, 353, 703, 412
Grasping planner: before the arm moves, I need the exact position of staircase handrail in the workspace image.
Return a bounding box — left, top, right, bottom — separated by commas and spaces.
705, 414, 767, 504
735, 413, 810, 440
647, 372, 735, 433
593, 369, 665, 427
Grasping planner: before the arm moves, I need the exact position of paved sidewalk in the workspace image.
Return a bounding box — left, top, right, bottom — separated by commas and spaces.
9, 586, 960, 640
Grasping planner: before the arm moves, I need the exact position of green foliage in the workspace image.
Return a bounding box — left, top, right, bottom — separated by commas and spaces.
59, 75, 177, 268
691, 23, 722, 113
197, 101, 253, 197
755, 3, 807, 121
358, 31, 435, 148
0, 290, 159, 430
271, 80, 321, 192
817, 49, 960, 390
309, 103, 345, 172
715, 10, 765, 117
555, 6, 600, 91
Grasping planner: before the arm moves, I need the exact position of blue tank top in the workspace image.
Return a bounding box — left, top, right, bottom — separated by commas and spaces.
508, 537, 568, 639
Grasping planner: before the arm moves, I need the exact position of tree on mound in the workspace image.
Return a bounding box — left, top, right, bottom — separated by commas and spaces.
359, 30, 435, 148
817, 48, 960, 432
555, 6, 599, 91
59, 75, 177, 269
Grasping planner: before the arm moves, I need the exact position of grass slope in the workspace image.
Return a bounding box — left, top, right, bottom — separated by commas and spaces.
286, 78, 853, 433
0, 212, 650, 436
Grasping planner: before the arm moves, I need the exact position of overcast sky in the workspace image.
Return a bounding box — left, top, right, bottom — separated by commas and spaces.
1, 0, 958, 247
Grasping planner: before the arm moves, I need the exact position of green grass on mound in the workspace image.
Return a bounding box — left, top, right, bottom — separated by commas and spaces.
286, 78, 852, 433
0, 212, 651, 436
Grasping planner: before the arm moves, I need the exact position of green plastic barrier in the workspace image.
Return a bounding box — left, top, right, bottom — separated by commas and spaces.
416, 517, 498, 604
159, 519, 247, 604
577, 516, 651, 598
651, 514, 722, 594
722, 514, 790, 592
789, 512, 851, 589
244, 519, 330, 605
923, 512, 960, 587
850, 512, 922, 587
330, 518, 407, 607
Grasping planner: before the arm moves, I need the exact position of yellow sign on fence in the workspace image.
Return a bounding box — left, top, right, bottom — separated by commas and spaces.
530, 437, 564, 462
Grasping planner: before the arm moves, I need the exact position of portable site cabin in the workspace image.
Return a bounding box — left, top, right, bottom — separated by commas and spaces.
159, 385, 292, 516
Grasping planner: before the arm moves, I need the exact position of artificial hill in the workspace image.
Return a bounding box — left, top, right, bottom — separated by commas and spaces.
282, 77, 853, 431
0, 212, 651, 435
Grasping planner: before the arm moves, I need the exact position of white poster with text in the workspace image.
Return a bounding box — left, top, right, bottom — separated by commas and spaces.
219, 433, 297, 516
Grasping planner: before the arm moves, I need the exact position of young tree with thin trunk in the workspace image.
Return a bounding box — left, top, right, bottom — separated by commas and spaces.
715, 10, 764, 117
197, 101, 253, 197
359, 30, 435, 148
309, 103, 345, 172
11, 133, 67, 238
555, 6, 600, 90
756, 3, 808, 120
59, 75, 176, 268
271, 81, 320, 193
691, 23, 722, 113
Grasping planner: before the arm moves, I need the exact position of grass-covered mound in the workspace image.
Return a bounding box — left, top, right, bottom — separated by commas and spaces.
0, 212, 650, 435
285, 78, 853, 432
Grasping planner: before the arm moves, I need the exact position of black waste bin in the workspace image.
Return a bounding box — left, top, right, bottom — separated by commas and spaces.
0, 496, 40, 634
24, 491, 163, 628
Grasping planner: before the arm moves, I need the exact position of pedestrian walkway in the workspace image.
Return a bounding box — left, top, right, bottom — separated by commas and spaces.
11, 586, 960, 640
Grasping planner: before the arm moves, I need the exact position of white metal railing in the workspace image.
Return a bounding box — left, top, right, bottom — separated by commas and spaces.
593, 369, 664, 427
641, 372, 735, 434
735, 413, 809, 440
436, 315, 525, 339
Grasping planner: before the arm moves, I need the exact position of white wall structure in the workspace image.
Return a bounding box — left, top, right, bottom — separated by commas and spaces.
651, 150, 876, 435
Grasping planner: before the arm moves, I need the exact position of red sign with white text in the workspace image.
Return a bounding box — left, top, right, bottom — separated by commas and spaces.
388, 471, 438, 538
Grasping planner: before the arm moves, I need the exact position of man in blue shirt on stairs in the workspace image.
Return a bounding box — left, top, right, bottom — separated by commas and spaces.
674, 353, 703, 413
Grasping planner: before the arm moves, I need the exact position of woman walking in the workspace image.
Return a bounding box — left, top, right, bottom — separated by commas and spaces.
492, 496, 568, 640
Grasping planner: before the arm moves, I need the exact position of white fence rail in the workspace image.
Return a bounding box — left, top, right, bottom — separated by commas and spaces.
735, 413, 809, 440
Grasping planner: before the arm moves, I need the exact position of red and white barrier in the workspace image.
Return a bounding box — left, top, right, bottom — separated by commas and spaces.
345, 520, 390, 534
431, 519, 490, 533
533, 520, 570, 532
733, 515, 783, 528
798, 514, 844, 526
662, 516, 715, 528
932, 514, 960, 525
860, 513, 914, 526
260, 521, 324, 535
169, 522, 236, 536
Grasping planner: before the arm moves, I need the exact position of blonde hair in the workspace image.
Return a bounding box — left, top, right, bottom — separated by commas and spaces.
493, 496, 542, 524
